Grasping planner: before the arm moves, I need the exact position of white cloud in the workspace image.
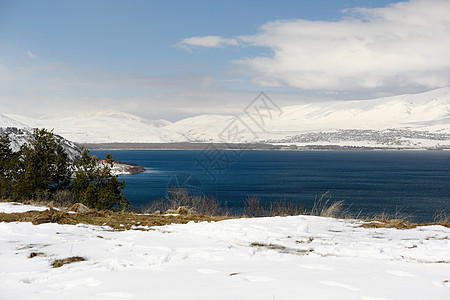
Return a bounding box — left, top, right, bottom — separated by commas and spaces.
0, 60, 268, 120
177, 35, 239, 49
0, 57, 325, 121
182, 0, 450, 92
26, 50, 36, 59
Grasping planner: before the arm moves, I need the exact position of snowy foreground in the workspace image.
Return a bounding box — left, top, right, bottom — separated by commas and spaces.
0, 203, 449, 300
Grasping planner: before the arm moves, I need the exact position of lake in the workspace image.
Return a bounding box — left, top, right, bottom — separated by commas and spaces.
91, 150, 450, 222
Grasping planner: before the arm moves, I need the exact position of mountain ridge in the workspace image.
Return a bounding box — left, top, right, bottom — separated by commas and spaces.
3, 87, 450, 149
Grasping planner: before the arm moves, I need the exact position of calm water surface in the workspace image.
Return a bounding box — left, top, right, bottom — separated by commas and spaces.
91, 150, 450, 222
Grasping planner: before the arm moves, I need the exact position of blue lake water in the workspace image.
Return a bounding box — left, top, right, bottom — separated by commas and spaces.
91, 150, 450, 222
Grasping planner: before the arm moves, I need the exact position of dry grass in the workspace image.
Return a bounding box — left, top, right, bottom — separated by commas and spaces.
243, 196, 305, 217
52, 256, 86, 268
360, 219, 418, 229
434, 210, 450, 227
360, 210, 450, 229
266, 199, 306, 217
0, 208, 229, 230
141, 187, 223, 216
360, 210, 417, 229
243, 196, 262, 217
0, 195, 228, 230
250, 242, 313, 255
251, 242, 288, 251
307, 193, 450, 229
310, 192, 350, 218
2, 196, 448, 230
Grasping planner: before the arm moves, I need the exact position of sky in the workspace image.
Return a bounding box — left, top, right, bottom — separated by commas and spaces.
1, 0, 449, 121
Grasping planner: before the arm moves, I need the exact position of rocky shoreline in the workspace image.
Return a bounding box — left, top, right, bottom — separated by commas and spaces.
110, 162, 146, 176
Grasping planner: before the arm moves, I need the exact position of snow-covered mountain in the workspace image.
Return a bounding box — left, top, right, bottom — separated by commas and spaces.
4, 87, 450, 148
0, 114, 81, 160
0, 114, 29, 130
0, 115, 32, 152
6, 112, 173, 144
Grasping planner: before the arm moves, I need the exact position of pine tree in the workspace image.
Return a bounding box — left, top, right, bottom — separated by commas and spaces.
72, 150, 130, 211
12, 129, 71, 200
0, 133, 18, 198
1, 128, 129, 210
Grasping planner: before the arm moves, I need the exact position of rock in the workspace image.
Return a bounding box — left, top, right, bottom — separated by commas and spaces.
69, 203, 91, 214
174, 206, 195, 215
110, 162, 146, 176
125, 165, 146, 174
165, 206, 196, 215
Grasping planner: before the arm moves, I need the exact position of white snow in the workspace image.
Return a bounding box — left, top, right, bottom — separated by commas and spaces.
0, 202, 49, 213
0, 204, 449, 300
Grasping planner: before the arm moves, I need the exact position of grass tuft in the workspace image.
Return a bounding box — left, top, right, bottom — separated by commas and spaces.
242, 196, 305, 218
361, 210, 417, 229
141, 187, 223, 216
434, 210, 450, 227
360, 219, 417, 229
310, 192, 350, 218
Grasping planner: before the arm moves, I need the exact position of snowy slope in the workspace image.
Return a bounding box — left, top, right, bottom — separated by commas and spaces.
268, 87, 450, 132
170, 87, 450, 146
4, 87, 450, 147
0, 114, 35, 152
0, 114, 81, 159
0, 114, 30, 130
0, 203, 449, 300
166, 114, 235, 142
6, 112, 173, 144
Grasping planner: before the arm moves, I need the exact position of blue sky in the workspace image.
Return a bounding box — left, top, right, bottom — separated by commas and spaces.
1, 0, 449, 121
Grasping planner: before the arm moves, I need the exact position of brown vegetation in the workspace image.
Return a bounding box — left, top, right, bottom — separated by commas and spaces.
1, 190, 448, 229
0, 207, 229, 230
242, 195, 305, 217
360, 210, 450, 229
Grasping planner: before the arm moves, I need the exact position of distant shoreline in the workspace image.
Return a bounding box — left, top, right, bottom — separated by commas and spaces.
80, 142, 449, 151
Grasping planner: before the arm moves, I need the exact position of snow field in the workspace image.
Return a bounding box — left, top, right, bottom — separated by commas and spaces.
0, 205, 449, 300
